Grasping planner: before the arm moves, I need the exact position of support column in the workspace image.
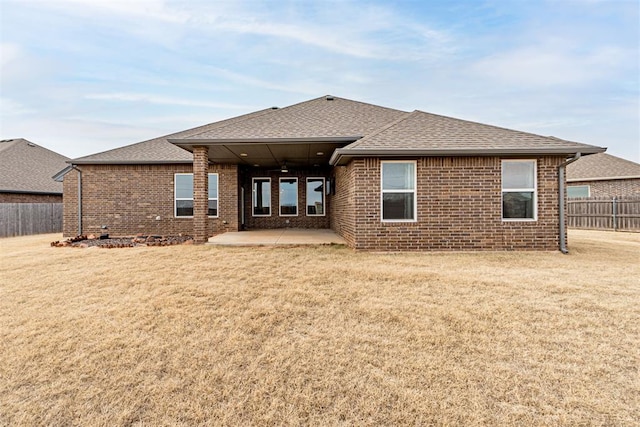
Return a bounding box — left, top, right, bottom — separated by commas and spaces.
193, 145, 209, 244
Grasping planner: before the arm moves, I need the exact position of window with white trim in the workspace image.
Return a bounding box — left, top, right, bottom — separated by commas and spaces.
567, 185, 590, 198
381, 161, 416, 221
174, 173, 218, 218
279, 178, 298, 216
501, 160, 536, 220
252, 178, 271, 216
306, 178, 325, 216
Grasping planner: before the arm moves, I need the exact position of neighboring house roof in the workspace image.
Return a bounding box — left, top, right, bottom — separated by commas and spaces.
0, 138, 69, 194
567, 153, 640, 182
69, 95, 605, 167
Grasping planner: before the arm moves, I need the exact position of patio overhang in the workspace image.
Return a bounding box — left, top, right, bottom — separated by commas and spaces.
169, 136, 360, 169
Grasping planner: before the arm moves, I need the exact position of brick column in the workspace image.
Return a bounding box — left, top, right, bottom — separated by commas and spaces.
193, 146, 209, 244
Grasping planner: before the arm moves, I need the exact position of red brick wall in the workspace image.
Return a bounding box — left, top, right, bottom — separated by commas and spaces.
240, 167, 331, 229
62, 163, 238, 238
0, 192, 62, 203
335, 156, 564, 251
568, 178, 640, 197
329, 165, 356, 247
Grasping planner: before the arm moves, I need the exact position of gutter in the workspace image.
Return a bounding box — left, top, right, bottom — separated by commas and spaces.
558, 153, 581, 254
329, 146, 605, 165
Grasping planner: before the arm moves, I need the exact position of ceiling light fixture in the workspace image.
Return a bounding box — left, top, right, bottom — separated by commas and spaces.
316, 151, 324, 156
281, 164, 289, 173
240, 153, 248, 157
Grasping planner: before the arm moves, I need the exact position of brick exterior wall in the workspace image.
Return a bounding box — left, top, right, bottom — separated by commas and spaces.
62, 156, 567, 251
0, 192, 62, 203
240, 167, 331, 230
331, 156, 565, 251
568, 178, 640, 198
329, 165, 356, 247
62, 163, 238, 238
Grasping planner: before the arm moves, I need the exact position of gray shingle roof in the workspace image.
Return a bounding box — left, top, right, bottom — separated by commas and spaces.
0, 139, 69, 194
70, 95, 605, 165
182, 96, 408, 140
71, 108, 277, 164
341, 110, 602, 153
567, 153, 640, 181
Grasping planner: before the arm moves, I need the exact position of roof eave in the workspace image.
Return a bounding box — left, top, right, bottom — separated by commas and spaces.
329, 146, 606, 166
568, 175, 640, 182
0, 189, 63, 195
169, 136, 362, 150
53, 165, 74, 182
67, 160, 194, 165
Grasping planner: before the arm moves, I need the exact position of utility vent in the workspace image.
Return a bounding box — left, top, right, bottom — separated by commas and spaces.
27, 142, 35, 147
325, 95, 334, 101
271, 106, 279, 109
0, 139, 14, 143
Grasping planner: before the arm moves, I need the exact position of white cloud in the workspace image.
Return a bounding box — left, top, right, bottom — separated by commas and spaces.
84, 92, 256, 110
471, 44, 629, 87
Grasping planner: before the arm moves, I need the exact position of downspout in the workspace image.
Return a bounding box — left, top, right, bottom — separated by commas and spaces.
71, 165, 82, 235
558, 153, 581, 254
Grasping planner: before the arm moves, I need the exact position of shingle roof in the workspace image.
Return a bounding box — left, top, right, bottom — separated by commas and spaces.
0, 139, 69, 194
70, 95, 605, 165
70, 108, 277, 164
337, 110, 602, 154
567, 153, 640, 181
181, 96, 408, 140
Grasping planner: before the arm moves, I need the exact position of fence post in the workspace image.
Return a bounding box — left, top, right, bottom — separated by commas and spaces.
612, 197, 618, 231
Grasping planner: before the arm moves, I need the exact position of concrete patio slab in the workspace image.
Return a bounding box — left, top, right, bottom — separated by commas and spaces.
208, 228, 347, 246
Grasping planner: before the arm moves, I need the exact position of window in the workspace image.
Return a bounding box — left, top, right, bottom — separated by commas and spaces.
502, 160, 536, 220
381, 161, 416, 221
279, 178, 298, 216
306, 178, 325, 216
174, 173, 218, 217
252, 178, 271, 216
567, 185, 590, 198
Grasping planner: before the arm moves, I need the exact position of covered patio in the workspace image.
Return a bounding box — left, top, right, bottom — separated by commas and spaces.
208, 228, 347, 246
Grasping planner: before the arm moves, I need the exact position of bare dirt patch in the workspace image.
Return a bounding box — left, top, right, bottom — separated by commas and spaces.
1, 230, 638, 425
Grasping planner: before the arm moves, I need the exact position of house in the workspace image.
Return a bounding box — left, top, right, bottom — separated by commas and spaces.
0, 138, 69, 203
566, 153, 640, 198
58, 95, 605, 251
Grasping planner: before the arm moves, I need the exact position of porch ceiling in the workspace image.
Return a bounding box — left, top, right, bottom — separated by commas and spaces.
169, 138, 357, 169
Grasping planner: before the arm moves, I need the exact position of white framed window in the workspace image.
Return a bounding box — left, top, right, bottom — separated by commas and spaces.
279, 177, 298, 216
381, 161, 417, 222
174, 173, 218, 218
252, 178, 271, 216
306, 177, 325, 216
567, 185, 590, 198
501, 160, 536, 221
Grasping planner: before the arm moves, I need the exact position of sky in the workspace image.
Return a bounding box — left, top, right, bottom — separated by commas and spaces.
1, 0, 638, 162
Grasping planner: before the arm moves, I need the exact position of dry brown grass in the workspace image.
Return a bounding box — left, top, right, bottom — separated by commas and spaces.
1, 230, 638, 426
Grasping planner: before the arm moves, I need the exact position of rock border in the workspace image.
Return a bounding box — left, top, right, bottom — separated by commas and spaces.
51, 234, 194, 248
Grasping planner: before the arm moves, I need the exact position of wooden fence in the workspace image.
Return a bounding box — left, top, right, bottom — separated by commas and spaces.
0, 203, 63, 237
567, 197, 640, 231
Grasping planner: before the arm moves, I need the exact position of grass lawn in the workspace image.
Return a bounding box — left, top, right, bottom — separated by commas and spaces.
1, 230, 638, 426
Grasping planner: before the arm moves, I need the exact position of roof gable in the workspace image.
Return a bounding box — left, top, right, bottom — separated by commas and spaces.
0, 139, 69, 194
567, 153, 640, 181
